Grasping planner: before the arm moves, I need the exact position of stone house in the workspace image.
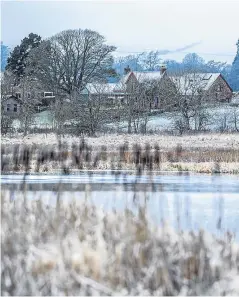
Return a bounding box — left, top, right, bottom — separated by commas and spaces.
203, 73, 233, 102
81, 83, 125, 106
170, 73, 233, 104
116, 66, 176, 109
2, 95, 22, 115
13, 84, 55, 106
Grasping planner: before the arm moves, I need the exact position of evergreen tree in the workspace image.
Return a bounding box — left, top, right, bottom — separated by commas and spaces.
230, 39, 239, 91
1, 42, 10, 72
6, 33, 41, 80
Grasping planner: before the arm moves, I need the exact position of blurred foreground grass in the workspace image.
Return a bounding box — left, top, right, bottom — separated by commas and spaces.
1, 191, 239, 296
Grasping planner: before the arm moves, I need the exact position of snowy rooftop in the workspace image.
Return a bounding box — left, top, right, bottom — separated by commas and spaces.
170, 73, 221, 94
81, 72, 223, 96
134, 71, 164, 82
82, 83, 124, 95
120, 71, 164, 84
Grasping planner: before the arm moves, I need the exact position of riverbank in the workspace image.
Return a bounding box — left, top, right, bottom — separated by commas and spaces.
2, 133, 239, 174
2, 195, 239, 296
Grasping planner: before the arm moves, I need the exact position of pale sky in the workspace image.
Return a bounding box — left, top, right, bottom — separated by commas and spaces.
1, 0, 239, 63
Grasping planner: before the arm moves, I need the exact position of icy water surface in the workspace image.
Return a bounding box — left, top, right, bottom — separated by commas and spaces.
1, 172, 239, 239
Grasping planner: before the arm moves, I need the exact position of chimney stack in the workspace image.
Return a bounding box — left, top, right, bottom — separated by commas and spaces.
160, 65, 167, 75
124, 65, 131, 75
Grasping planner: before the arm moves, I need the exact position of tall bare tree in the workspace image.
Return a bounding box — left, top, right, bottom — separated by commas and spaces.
138, 51, 162, 71
27, 29, 116, 98
169, 71, 212, 133
17, 75, 42, 136
49, 83, 116, 136
117, 74, 155, 134
80, 84, 115, 136
1, 72, 15, 134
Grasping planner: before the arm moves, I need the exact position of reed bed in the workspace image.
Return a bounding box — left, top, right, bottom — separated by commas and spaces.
1, 134, 239, 295
2, 139, 239, 174
1, 191, 239, 296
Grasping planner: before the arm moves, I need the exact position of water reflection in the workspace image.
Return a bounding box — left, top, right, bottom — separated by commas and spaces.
2, 173, 239, 240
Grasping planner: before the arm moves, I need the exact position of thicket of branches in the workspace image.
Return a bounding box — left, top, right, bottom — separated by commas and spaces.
1, 30, 239, 137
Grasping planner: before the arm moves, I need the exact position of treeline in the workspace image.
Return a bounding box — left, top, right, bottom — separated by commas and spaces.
113, 47, 239, 91
1, 30, 120, 136
1, 32, 239, 90
1, 30, 239, 137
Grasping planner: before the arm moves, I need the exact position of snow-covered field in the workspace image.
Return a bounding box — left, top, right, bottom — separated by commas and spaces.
147, 105, 239, 132
2, 132, 239, 151
2, 194, 239, 296
11, 103, 239, 133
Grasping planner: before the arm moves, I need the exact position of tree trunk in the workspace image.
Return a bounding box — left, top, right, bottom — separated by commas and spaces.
127, 117, 132, 134
23, 116, 28, 136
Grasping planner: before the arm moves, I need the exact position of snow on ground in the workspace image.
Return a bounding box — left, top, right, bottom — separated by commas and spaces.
2, 132, 239, 151
11, 103, 239, 132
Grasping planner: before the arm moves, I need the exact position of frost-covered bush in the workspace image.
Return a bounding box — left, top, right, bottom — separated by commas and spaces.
1, 193, 239, 296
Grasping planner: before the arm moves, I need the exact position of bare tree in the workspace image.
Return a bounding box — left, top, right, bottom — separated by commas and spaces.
1, 72, 18, 134
27, 29, 116, 98
213, 104, 239, 133
78, 83, 115, 136
17, 75, 42, 136
0, 71, 15, 98
130, 85, 151, 134
138, 51, 162, 71
169, 71, 212, 133
49, 95, 73, 136
50, 83, 116, 136
118, 71, 178, 133
232, 105, 239, 132
117, 74, 155, 134
24, 29, 116, 136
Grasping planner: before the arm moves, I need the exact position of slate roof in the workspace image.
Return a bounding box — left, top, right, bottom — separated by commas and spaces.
170, 73, 221, 94
82, 83, 125, 95
120, 71, 164, 84
2, 95, 23, 104
82, 72, 230, 97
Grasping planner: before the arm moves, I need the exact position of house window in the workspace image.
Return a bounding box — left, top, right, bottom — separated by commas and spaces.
7, 104, 10, 112
217, 85, 222, 92
16, 92, 21, 99
13, 104, 18, 112
44, 92, 54, 97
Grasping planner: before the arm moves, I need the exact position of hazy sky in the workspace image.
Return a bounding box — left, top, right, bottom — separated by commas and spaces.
1, 0, 239, 63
